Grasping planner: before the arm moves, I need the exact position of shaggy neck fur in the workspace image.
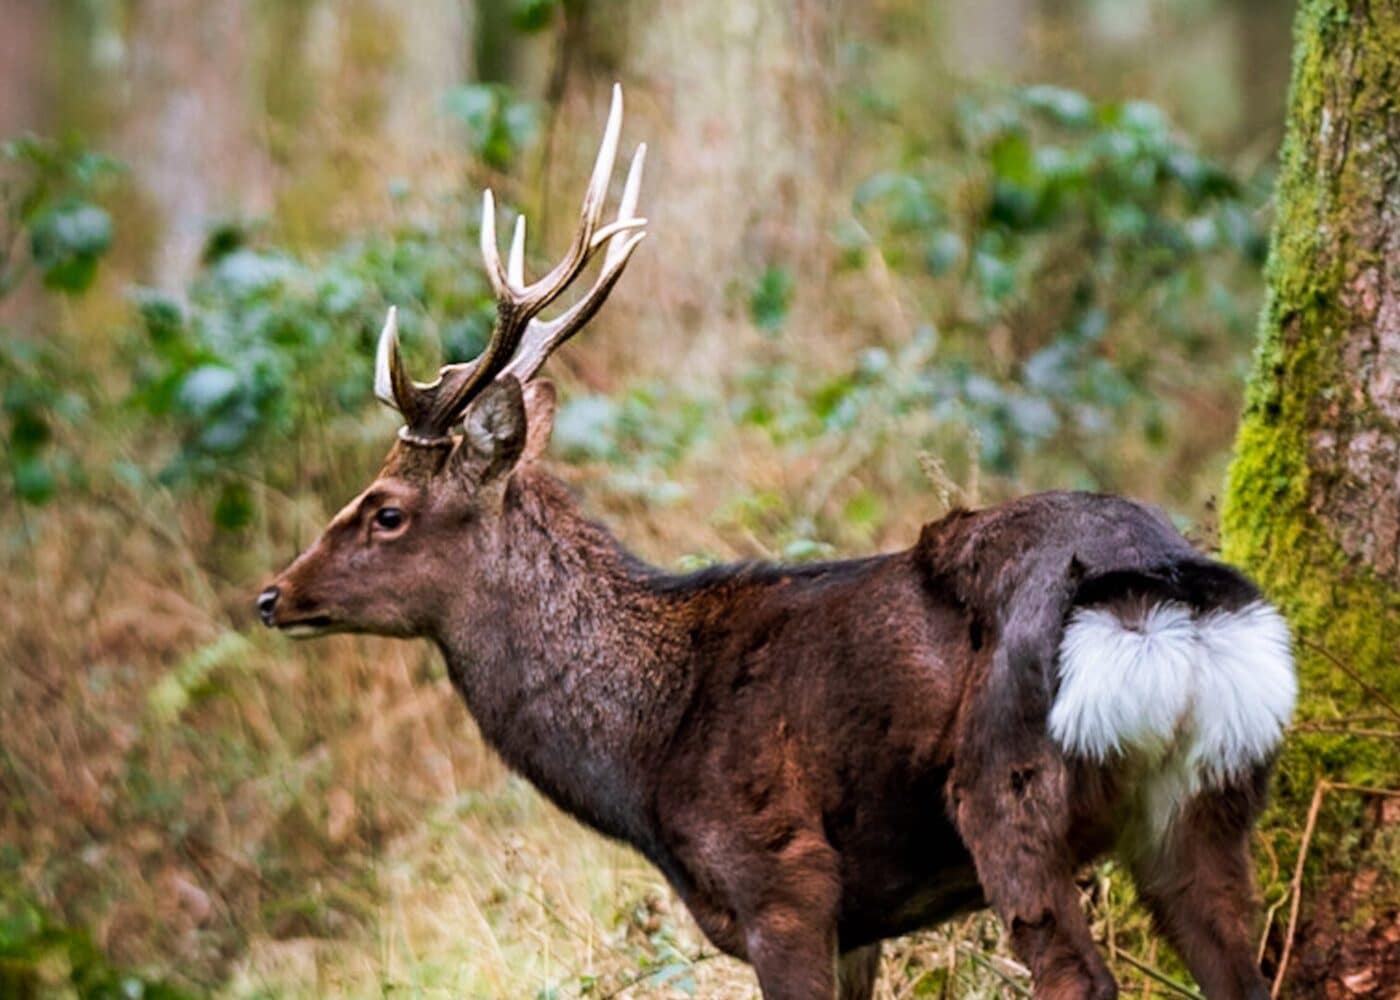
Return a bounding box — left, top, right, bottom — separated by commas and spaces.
431, 468, 694, 856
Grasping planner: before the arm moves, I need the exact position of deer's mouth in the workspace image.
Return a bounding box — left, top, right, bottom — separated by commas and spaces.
278, 615, 336, 638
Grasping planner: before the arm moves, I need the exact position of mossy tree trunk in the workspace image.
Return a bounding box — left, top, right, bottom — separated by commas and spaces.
1223, 0, 1400, 991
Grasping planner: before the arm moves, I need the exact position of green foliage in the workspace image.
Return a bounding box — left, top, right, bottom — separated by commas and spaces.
0, 135, 118, 508
544, 896, 704, 998
0, 891, 191, 999
855, 85, 1265, 479
443, 83, 540, 170
554, 383, 709, 504
28, 200, 113, 292
732, 332, 938, 444
128, 205, 499, 492
749, 263, 794, 334
147, 631, 254, 724
511, 0, 562, 33
0, 337, 90, 506
1, 133, 122, 296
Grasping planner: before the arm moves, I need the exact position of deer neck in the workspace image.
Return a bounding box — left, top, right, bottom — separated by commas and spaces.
431, 467, 692, 853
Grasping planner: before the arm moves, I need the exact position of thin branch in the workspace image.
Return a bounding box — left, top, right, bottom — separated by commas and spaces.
1325, 782, 1400, 799
954, 944, 1032, 997
1290, 723, 1400, 741
1257, 890, 1289, 965
1272, 779, 1327, 999
1297, 636, 1400, 725
1268, 779, 1400, 993
1116, 950, 1205, 1000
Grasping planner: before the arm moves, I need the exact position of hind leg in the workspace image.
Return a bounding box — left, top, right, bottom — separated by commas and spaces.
837, 943, 881, 1000
1000, 878, 1117, 1000
954, 622, 1120, 998
953, 756, 1118, 999
1128, 788, 1271, 1000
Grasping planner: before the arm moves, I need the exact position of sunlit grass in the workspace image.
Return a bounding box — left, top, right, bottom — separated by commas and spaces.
1, 22, 1279, 993
0, 344, 1230, 997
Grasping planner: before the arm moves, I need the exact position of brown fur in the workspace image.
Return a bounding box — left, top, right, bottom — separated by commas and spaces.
261, 379, 1274, 999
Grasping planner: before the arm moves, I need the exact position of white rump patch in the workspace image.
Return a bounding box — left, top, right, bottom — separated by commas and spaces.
1049, 599, 1295, 823
1189, 602, 1298, 782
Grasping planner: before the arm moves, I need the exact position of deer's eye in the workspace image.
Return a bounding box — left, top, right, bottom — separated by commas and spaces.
373, 507, 405, 531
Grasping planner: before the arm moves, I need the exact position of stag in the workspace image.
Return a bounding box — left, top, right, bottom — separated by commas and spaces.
259, 86, 1295, 1000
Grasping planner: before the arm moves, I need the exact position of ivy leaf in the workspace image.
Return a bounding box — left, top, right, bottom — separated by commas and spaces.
750, 265, 794, 334
11, 456, 56, 504
28, 201, 113, 293
8, 408, 51, 455
553, 395, 619, 460
925, 230, 965, 276
1021, 85, 1094, 127
443, 84, 537, 170
134, 290, 186, 347
177, 365, 241, 417
512, 0, 558, 33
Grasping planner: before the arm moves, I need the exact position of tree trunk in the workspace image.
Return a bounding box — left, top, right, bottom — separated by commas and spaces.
538, 0, 845, 380
116, 0, 273, 287
1222, 0, 1400, 993
0, 0, 50, 138
95, 0, 470, 284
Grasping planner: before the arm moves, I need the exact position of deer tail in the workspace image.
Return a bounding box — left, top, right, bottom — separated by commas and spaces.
1048, 564, 1296, 786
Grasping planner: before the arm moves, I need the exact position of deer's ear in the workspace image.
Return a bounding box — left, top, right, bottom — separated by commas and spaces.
521, 379, 557, 464
451, 377, 527, 486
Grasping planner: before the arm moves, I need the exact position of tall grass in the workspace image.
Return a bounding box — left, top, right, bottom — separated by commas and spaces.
2, 37, 1269, 996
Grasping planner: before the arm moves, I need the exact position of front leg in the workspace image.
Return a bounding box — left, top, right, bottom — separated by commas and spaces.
657, 724, 847, 998
745, 904, 837, 999
734, 828, 844, 1000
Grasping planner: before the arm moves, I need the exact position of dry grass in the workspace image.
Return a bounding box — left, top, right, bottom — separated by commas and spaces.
1, 166, 1227, 996
0, 10, 1267, 992
0, 380, 1202, 997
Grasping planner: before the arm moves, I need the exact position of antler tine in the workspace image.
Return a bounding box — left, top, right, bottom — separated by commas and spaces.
373, 305, 400, 408
517, 82, 626, 313
375, 83, 647, 442
502, 228, 646, 384
374, 305, 447, 437
606, 142, 646, 269
508, 215, 526, 287
480, 189, 508, 298
502, 140, 648, 384
451, 83, 642, 396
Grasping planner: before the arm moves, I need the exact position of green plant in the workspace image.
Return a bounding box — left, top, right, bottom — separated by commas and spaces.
443, 83, 540, 170
1, 133, 122, 296
854, 85, 1266, 482
0, 134, 121, 508
0, 891, 192, 999
0, 336, 90, 505
127, 202, 501, 524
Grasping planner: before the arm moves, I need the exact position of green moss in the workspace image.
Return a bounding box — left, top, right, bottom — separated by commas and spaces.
1224, 10, 1400, 909
1223, 0, 1400, 778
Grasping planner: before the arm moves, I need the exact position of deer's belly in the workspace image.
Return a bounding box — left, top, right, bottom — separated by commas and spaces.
829, 771, 986, 948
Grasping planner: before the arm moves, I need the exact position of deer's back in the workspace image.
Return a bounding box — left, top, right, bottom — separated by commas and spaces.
649, 490, 1250, 950
651, 538, 988, 949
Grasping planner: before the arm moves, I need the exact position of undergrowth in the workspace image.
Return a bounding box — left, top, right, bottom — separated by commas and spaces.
0, 74, 1299, 998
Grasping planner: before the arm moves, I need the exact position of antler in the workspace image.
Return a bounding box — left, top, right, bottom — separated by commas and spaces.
375, 84, 648, 445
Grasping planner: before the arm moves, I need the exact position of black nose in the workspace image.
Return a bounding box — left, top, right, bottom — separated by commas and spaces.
257, 586, 279, 626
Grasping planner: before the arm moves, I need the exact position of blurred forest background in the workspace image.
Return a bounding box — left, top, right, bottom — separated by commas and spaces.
3, 0, 1392, 997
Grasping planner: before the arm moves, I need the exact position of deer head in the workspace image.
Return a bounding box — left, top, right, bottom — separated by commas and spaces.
257, 85, 647, 639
